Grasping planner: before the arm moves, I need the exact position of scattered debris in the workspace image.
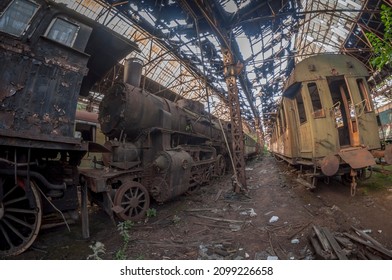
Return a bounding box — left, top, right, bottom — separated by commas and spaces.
198, 243, 247, 260
240, 208, 257, 217
269, 216, 279, 223
87, 241, 106, 260
214, 189, 223, 201
296, 177, 315, 190
309, 225, 392, 260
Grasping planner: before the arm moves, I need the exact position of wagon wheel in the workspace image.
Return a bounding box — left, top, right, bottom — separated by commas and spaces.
113, 181, 150, 221
358, 167, 372, 181
215, 155, 226, 177
0, 176, 42, 257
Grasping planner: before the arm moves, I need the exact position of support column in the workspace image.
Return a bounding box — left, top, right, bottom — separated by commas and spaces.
222, 48, 247, 193
255, 117, 264, 154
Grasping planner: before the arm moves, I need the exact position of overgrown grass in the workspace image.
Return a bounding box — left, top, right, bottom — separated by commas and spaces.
359, 165, 392, 194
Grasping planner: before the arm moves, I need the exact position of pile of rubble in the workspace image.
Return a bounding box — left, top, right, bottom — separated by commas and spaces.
310, 225, 392, 260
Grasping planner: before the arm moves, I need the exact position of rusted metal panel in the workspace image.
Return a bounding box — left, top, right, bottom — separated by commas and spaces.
0, 128, 88, 151
320, 155, 340, 176
150, 149, 194, 202
338, 148, 376, 169
0, 39, 89, 141
99, 82, 228, 146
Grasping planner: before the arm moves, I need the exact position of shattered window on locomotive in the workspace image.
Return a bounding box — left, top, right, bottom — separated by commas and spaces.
45, 17, 79, 47
0, 0, 39, 37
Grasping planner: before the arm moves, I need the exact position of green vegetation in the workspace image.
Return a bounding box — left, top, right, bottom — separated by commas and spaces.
115, 220, 134, 260
146, 208, 157, 218
366, 4, 392, 70
359, 165, 392, 194
135, 254, 145, 260
172, 214, 181, 224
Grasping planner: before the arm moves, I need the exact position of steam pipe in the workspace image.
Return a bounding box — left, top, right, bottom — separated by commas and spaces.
0, 169, 66, 190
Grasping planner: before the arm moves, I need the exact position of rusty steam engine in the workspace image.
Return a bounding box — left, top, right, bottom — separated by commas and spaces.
80, 58, 243, 222
0, 0, 257, 257
0, 0, 139, 257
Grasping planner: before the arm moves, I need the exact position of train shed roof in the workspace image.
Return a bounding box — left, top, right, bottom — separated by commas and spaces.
54, 0, 391, 135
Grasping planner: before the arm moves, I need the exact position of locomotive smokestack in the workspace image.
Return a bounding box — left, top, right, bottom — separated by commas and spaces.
123, 57, 143, 87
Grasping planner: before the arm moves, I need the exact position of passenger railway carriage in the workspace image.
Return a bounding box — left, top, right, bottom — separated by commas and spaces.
270, 54, 391, 192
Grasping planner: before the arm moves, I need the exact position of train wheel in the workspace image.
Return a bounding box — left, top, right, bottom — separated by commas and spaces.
215, 155, 226, 177
358, 167, 372, 181
0, 177, 42, 257
114, 181, 150, 222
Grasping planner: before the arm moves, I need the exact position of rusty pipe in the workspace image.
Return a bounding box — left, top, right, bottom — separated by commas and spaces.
0, 169, 66, 190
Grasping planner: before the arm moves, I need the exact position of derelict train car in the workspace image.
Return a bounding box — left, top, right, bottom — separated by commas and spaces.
80, 58, 258, 222
0, 0, 138, 257
270, 54, 392, 194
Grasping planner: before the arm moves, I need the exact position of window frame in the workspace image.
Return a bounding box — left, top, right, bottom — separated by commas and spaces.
307, 82, 325, 118
0, 0, 39, 37
356, 78, 373, 113
296, 90, 307, 124
44, 17, 80, 48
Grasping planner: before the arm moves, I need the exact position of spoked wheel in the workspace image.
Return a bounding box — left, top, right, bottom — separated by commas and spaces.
0, 176, 42, 257
113, 181, 150, 221
215, 155, 226, 177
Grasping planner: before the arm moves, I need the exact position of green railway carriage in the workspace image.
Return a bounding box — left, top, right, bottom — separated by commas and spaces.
270, 54, 389, 190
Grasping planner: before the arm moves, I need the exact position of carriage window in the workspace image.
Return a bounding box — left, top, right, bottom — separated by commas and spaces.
308, 82, 325, 118
45, 18, 79, 47
357, 79, 372, 113
296, 91, 307, 124
0, 0, 39, 36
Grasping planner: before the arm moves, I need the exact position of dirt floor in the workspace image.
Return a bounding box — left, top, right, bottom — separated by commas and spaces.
8, 153, 392, 260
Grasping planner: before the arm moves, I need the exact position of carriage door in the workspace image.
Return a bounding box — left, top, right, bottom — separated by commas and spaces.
327, 76, 359, 148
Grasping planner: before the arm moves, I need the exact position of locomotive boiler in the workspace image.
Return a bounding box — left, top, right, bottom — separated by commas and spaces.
80, 58, 236, 222
270, 54, 392, 194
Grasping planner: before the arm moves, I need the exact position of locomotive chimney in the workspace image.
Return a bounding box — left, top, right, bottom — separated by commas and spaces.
123, 57, 143, 87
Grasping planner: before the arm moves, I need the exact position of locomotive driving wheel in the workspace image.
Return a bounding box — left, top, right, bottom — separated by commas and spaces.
113, 181, 150, 221
215, 155, 226, 177
0, 176, 42, 257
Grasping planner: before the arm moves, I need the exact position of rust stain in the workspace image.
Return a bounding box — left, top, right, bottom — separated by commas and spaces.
0, 111, 15, 129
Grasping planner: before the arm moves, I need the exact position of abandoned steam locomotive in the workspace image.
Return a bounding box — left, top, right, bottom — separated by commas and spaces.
80, 58, 258, 223
0, 0, 257, 257
0, 0, 139, 256
270, 54, 392, 194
